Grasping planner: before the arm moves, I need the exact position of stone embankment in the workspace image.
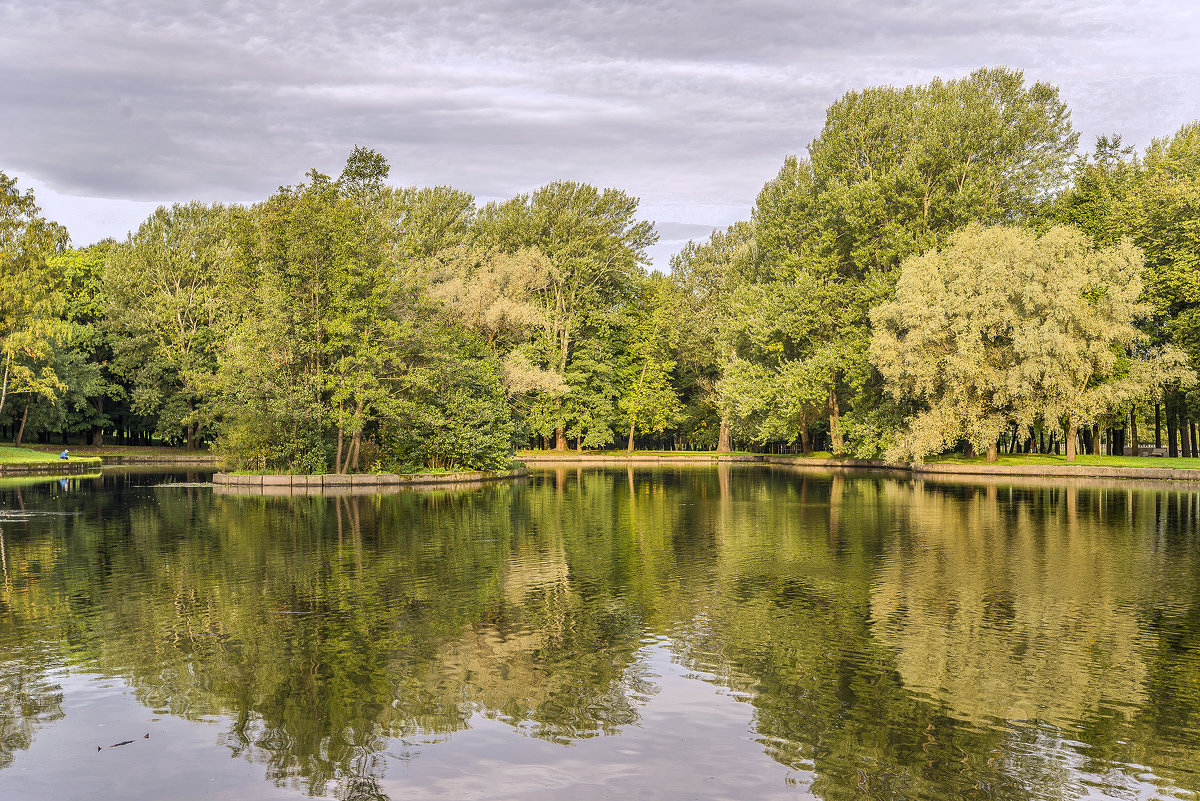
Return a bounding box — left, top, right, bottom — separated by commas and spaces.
518, 451, 1200, 482
0, 461, 102, 477
213, 468, 528, 496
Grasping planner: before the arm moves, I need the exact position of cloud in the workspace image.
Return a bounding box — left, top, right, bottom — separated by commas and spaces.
2, 0, 1198, 259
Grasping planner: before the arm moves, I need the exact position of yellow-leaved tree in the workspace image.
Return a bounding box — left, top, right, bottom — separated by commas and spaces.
871, 225, 1194, 461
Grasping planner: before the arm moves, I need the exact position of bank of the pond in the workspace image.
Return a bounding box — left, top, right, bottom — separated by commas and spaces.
0, 446, 103, 475
212, 467, 528, 496
517, 450, 1200, 481
23, 444, 220, 465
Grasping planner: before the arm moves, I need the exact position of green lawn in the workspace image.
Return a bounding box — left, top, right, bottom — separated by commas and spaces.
23, 444, 212, 459
928, 452, 1200, 469
0, 446, 103, 466
515, 448, 1200, 470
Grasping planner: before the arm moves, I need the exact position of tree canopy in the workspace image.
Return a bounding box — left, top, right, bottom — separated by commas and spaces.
5, 71, 1200, 467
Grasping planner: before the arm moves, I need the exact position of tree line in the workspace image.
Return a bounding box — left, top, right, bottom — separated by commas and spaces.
3, 66, 1199, 469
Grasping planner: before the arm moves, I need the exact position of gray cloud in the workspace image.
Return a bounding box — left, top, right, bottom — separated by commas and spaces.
3, 0, 1198, 260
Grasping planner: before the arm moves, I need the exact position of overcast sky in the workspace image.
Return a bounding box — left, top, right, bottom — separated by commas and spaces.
3, 0, 1198, 267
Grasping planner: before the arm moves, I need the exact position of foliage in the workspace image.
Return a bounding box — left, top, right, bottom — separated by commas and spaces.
3, 72, 1199, 464
217, 150, 513, 473
0, 171, 70, 424
104, 203, 239, 448
871, 225, 1194, 461
479, 181, 657, 448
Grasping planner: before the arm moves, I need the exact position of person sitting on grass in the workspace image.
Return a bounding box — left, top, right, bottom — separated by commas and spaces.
59, 449, 69, 460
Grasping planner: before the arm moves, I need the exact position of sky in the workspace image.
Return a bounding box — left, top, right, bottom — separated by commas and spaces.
2, 0, 1198, 268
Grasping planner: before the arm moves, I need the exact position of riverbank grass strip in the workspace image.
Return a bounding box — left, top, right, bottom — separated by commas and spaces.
0, 446, 102, 466
927, 453, 1200, 469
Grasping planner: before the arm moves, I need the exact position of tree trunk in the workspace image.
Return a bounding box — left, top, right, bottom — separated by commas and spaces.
1168, 403, 1178, 458
91, 395, 105, 446
1181, 418, 1191, 460
717, 417, 731, 453
0, 351, 10, 418
986, 440, 998, 462
336, 401, 345, 469
1065, 421, 1078, 461
1130, 407, 1139, 457
1192, 420, 1199, 458
1156, 402, 1162, 448
185, 399, 195, 450
14, 394, 30, 446
828, 387, 844, 456
555, 426, 566, 451
1081, 426, 1094, 455
800, 429, 811, 454
627, 357, 649, 453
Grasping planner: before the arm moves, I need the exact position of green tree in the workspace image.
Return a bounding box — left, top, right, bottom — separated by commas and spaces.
736, 68, 1080, 457
0, 172, 69, 427
871, 225, 1193, 461
620, 275, 682, 451
104, 202, 240, 448
220, 149, 514, 472
479, 182, 657, 450
669, 222, 756, 451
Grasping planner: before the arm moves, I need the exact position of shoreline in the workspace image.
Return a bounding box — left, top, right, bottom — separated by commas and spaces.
0, 461, 103, 476
212, 467, 528, 495
517, 451, 1200, 482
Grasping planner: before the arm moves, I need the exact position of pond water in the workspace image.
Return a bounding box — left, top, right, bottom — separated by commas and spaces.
2, 466, 1200, 800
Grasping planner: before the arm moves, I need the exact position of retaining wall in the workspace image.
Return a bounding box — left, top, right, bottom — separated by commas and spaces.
212, 468, 528, 496
518, 451, 1200, 482
0, 461, 103, 476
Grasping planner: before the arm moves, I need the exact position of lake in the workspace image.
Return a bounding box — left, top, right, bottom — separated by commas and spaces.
1, 465, 1199, 800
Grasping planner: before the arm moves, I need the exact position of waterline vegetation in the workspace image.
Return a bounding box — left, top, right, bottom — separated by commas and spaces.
4, 67, 1200, 469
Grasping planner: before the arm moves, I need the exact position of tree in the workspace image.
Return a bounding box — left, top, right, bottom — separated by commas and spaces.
49, 243, 121, 444
719, 274, 883, 454
871, 225, 1193, 461
219, 149, 515, 473
104, 202, 239, 448
0, 172, 69, 425
740, 68, 1080, 457
809, 67, 1078, 277
619, 275, 682, 451
479, 182, 657, 450
1054, 134, 1137, 247
669, 222, 756, 451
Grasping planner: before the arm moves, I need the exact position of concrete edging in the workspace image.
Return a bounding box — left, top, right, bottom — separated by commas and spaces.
212, 468, 529, 496
517, 451, 1200, 482
0, 461, 104, 476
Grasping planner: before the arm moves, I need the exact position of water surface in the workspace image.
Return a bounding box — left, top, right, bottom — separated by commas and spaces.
1, 466, 1199, 800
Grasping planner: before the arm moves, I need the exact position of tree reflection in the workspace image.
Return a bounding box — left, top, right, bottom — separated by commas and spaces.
3, 469, 1200, 800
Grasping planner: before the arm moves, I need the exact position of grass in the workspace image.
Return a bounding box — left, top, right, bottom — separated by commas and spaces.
23, 444, 213, 458
515, 448, 840, 458
928, 452, 1200, 469
517, 448, 1200, 471
0, 446, 103, 466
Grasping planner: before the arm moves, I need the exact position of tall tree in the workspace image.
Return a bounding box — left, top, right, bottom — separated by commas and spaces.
0, 172, 69, 425
620, 275, 682, 451
743, 67, 1080, 455
669, 222, 756, 451
871, 225, 1193, 461
479, 182, 656, 450
104, 202, 240, 449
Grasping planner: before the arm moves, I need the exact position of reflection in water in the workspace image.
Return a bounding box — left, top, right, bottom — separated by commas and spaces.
1, 468, 1200, 799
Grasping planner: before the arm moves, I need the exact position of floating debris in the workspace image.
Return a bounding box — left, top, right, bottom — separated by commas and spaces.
98, 734, 149, 751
